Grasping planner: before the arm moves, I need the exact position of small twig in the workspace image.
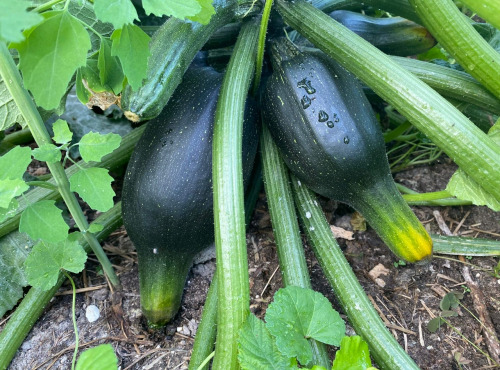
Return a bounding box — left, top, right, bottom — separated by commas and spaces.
433, 210, 453, 236
459, 256, 500, 365
123, 348, 170, 370
453, 211, 471, 235
418, 317, 425, 347
55, 284, 107, 296
260, 265, 280, 297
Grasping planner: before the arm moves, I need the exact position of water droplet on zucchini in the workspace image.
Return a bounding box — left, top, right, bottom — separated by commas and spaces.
318, 110, 329, 122
301, 95, 312, 109
344, 136, 350, 144
327, 121, 335, 128
297, 78, 316, 94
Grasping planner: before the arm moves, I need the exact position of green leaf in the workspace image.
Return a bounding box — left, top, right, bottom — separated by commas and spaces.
0, 0, 43, 43
98, 38, 124, 94
187, 0, 216, 25
265, 286, 346, 365
446, 170, 500, 211
14, 10, 91, 110
76, 69, 91, 104
0, 179, 29, 208
32, 144, 62, 163
0, 199, 19, 223
94, 0, 139, 29
79, 131, 122, 162
446, 123, 500, 211
68, 0, 114, 54
69, 168, 115, 212
332, 336, 372, 370
440, 292, 462, 310
427, 317, 446, 333
0, 231, 35, 318
87, 223, 104, 234
142, 0, 201, 19
0, 146, 32, 181
52, 119, 73, 145
19, 200, 69, 243
76, 343, 118, 370
111, 24, 151, 90
24, 235, 87, 290
81, 58, 107, 93
238, 314, 299, 370
0, 76, 27, 130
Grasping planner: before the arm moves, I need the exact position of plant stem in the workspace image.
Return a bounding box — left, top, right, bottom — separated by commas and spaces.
432, 234, 500, 257
33, 0, 65, 13
410, 0, 500, 101
0, 43, 120, 287
188, 275, 218, 370
0, 128, 33, 155
0, 203, 123, 370
291, 176, 419, 369
392, 56, 500, 116
260, 123, 330, 368
396, 183, 473, 206
275, 0, 500, 202
252, 0, 273, 96
25, 181, 59, 191
62, 271, 79, 370
402, 190, 453, 202
211, 18, 259, 370
460, 0, 500, 29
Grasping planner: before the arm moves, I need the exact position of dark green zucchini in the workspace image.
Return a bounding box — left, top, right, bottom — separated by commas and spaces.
122, 66, 258, 327
329, 10, 435, 56
262, 39, 432, 263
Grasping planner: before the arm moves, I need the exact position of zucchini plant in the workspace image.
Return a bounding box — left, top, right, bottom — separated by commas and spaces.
2, 0, 500, 369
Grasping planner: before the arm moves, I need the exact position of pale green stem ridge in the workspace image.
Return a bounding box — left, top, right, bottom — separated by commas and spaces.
211, 18, 260, 370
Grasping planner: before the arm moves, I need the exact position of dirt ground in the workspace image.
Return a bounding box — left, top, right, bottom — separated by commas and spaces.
2, 158, 500, 370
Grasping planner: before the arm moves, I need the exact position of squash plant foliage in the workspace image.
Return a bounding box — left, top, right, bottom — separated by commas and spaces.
1, 0, 500, 369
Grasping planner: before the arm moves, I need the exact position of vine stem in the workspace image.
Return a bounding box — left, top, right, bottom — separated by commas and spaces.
0, 43, 120, 288
252, 0, 274, 96
409, 0, 500, 101
260, 123, 330, 367
211, 18, 259, 369
33, 0, 65, 13
290, 176, 419, 369
63, 271, 79, 370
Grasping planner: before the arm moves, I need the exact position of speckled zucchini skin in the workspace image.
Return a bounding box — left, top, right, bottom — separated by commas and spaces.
262, 39, 432, 263
122, 66, 258, 327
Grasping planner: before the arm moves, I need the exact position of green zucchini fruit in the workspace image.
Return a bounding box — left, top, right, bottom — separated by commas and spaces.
120, 0, 238, 123
262, 39, 432, 263
329, 10, 435, 56
122, 66, 258, 327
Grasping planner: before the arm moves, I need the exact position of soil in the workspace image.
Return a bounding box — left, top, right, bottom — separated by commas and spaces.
2, 159, 500, 370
